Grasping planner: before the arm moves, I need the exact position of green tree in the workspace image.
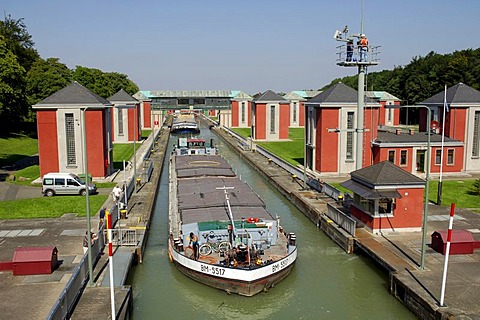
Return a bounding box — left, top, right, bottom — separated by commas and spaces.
72, 66, 139, 98
0, 36, 28, 134
471, 178, 480, 196
321, 48, 480, 106
26, 57, 72, 105
0, 14, 39, 72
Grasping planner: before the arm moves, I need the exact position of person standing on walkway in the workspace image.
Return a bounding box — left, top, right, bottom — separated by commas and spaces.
112, 185, 122, 203
83, 231, 98, 254
98, 206, 106, 229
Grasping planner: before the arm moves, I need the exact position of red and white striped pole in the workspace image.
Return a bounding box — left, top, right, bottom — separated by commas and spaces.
440, 203, 455, 307
106, 211, 116, 319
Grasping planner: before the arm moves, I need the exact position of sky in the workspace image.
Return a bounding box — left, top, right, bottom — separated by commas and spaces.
3, 0, 480, 94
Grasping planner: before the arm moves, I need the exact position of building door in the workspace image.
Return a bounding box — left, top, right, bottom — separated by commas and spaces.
416, 150, 425, 172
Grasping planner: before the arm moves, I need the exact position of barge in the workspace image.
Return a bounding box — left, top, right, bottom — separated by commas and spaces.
168, 138, 297, 296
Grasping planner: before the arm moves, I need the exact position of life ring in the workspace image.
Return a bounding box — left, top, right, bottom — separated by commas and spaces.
247, 217, 260, 223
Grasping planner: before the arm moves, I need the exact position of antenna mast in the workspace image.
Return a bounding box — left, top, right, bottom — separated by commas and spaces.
333, 0, 380, 170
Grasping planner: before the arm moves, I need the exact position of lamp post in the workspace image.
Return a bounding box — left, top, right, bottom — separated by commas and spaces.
133, 104, 137, 193
401, 105, 431, 270
81, 107, 94, 286
118, 104, 138, 192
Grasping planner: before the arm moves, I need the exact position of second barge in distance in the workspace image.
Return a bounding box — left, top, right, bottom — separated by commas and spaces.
168, 138, 297, 296
170, 113, 200, 134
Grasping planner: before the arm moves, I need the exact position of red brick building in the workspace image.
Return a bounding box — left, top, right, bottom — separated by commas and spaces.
32, 82, 113, 178
420, 83, 480, 174
283, 90, 320, 128
341, 161, 425, 234
251, 90, 290, 141
305, 83, 476, 177
108, 89, 141, 143
366, 91, 401, 127
304, 83, 381, 174
230, 91, 253, 128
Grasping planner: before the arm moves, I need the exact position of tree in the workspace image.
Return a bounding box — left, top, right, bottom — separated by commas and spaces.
26, 58, 72, 105
72, 66, 139, 98
321, 48, 480, 106
0, 36, 28, 134
0, 14, 39, 72
470, 178, 480, 196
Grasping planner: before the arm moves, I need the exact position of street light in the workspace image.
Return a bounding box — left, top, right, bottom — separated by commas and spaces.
81, 107, 94, 286
399, 105, 431, 271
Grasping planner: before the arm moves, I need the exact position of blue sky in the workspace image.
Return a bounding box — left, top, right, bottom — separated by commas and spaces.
4, 0, 479, 94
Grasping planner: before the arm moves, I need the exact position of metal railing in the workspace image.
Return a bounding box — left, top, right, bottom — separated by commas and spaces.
323, 183, 341, 200
113, 228, 141, 246
47, 232, 105, 320
326, 203, 356, 236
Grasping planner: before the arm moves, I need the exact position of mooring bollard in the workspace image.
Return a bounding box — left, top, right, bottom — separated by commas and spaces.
291, 174, 297, 182
268, 158, 272, 165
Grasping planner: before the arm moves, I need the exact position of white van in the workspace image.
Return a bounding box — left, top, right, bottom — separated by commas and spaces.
42, 173, 97, 197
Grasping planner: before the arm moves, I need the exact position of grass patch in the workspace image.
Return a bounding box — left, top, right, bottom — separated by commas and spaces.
330, 182, 351, 195
0, 134, 38, 167
141, 129, 151, 139
231, 128, 251, 138
428, 180, 480, 211
257, 128, 305, 166
11, 165, 41, 186
0, 194, 109, 219
113, 143, 135, 169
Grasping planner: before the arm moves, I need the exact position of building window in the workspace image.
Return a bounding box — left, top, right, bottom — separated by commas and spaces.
378, 198, 393, 214
435, 149, 442, 165
308, 108, 314, 145
447, 149, 454, 165
241, 102, 245, 124
65, 113, 76, 165
270, 105, 276, 133
387, 103, 393, 122
346, 112, 354, 160
293, 102, 297, 123
400, 150, 407, 166
177, 98, 189, 105
354, 194, 375, 215
118, 108, 123, 135
388, 150, 395, 163
473, 111, 480, 157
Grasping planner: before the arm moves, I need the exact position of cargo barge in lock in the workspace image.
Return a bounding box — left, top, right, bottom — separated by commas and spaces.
168, 138, 297, 296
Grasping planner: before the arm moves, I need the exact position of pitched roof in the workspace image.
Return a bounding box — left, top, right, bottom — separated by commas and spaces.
307, 83, 358, 104
296, 90, 322, 98
351, 160, 425, 187
366, 91, 400, 101
108, 89, 138, 103
231, 91, 253, 100
33, 81, 111, 107
283, 91, 306, 101
253, 90, 288, 102
373, 131, 463, 146
421, 83, 480, 106
341, 161, 425, 199
133, 91, 150, 100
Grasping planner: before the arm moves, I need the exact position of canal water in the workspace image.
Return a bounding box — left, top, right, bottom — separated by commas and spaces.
128, 127, 416, 319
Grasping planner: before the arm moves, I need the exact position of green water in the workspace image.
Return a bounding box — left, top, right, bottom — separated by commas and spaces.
129, 128, 416, 319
